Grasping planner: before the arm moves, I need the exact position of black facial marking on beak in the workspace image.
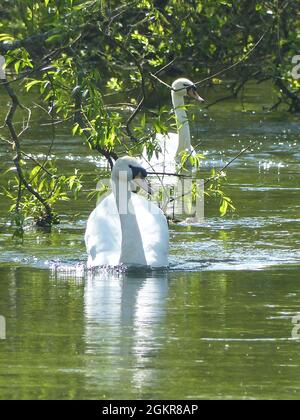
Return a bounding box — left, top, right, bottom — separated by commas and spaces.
185, 84, 204, 102
186, 84, 197, 94
129, 165, 147, 179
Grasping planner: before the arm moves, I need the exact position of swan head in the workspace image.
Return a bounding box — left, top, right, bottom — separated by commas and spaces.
172, 78, 204, 102
112, 156, 152, 194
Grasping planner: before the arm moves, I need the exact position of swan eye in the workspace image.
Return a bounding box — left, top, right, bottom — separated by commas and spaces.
129, 165, 147, 179
186, 84, 197, 93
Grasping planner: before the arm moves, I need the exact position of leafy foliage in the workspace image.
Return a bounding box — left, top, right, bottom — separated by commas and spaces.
0, 0, 299, 232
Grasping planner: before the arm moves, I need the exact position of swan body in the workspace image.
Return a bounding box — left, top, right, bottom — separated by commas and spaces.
144, 78, 204, 171
85, 157, 169, 268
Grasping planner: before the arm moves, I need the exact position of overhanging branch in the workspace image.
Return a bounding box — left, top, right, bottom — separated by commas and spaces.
1, 77, 53, 219
72, 86, 118, 169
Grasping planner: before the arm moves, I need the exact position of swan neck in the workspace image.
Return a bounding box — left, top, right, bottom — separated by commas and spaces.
113, 180, 147, 266
171, 91, 191, 153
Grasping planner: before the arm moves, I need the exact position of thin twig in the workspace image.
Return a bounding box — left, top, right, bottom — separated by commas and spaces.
17, 106, 32, 137
147, 171, 190, 178
146, 142, 256, 181
72, 85, 118, 169
194, 32, 267, 87
150, 73, 172, 90
150, 31, 267, 93
0, 32, 83, 86
29, 71, 57, 184
204, 142, 257, 185
149, 58, 176, 89
154, 59, 176, 77
2, 78, 53, 218
1, 134, 55, 178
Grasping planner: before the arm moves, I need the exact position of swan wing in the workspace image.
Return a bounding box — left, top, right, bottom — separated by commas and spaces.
85, 194, 121, 267
143, 133, 196, 171
85, 193, 169, 269
143, 132, 179, 172
131, 193, 169, 267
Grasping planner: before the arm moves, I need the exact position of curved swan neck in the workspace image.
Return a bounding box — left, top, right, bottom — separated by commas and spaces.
171, 91, 191, 153
112, 180, 147, 266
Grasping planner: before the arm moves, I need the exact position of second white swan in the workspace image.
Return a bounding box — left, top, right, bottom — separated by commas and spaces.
144, 78, 204, 172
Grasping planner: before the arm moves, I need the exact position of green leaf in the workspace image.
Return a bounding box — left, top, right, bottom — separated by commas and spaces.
25, 80, 44, 92
196, 2, 203, 13
106, 77, 123, 92
46, 34, 63, 44
220, 199, 228, 217
140, 114, 146, 129
14, 60, 21, 74
72, 123, 80, 136
30, 166, 42, 180
0, 33, 15, 42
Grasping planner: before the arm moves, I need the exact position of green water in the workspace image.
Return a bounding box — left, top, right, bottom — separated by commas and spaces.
0, 84, 300, 399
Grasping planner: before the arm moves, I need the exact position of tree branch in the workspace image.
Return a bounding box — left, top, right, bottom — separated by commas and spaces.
72, 86, 118, 169
1, 78, 54, 220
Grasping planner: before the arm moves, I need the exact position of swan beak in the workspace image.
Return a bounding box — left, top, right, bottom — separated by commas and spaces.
133, 177, 154, 195
187, 88, 204, 102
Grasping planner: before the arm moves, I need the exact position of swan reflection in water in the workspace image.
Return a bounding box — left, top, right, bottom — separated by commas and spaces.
84, 269, 169, 392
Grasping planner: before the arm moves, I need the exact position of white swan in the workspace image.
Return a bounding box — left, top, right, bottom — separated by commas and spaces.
144, 78, 204, 172
85, 156, 169, 268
